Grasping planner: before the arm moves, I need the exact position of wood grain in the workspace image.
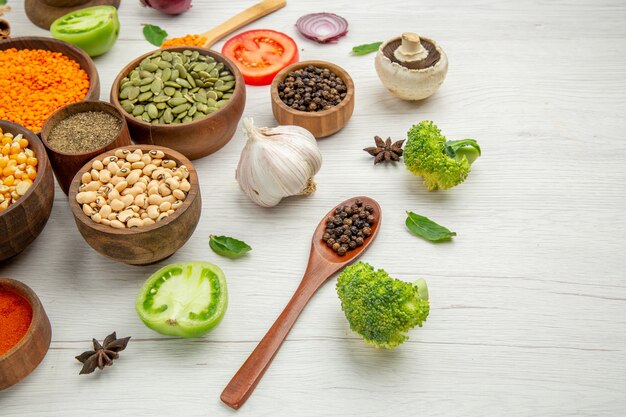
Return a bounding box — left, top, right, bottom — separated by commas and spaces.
271, 60, 355, 138
1, 0, 626, 416
0, 121, 55, 262
109, 47, 246, 160
0, 278, 52, 390
67, 145, 201, 265
221, 196, 380, 409
40, 101, 132, 195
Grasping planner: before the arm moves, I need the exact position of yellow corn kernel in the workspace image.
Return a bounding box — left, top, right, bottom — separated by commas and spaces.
16, 153, 27, 164
0, 199, 8, 212
24, 148, 34, 157
9, 142, 20, 155
1, 136, 11, 145
18, 138, 29, 148
3, 175, 14, 186
2, 165, 15, 177
26, 166, 37, 180
0, 156, 8, 168
26, 157, 37, 166
1, 143, 9, 155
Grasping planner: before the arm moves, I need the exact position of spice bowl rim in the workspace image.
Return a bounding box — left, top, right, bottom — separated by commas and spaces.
67, 144, 200, 236
0, 278, 49, 362
109, 46, 245, 130
0, 36, 101, 135
40, 100, 128, 157
0, 120, 51, 220
270, 59, 355, 118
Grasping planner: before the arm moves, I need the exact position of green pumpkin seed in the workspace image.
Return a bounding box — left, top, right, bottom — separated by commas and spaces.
122, 102, 134, 113
222, 93, 233, 99
174, 63, 187, 78
195, 91, 207, 104
209, 69, 219, 78
207, 91, 218, 100
162, 51, 172, 61
163, 108, 174, 123
170, 69, 180, 80
198, 70, 210, 79
187, 105, 197, 117
219, 71, 230, 77
141, 112, 151, 122
172, 103, 191, 114
215, 99, 228, 108
119, 86, 131, 99
151, 78, 163, 94
153, 93, 169, 103
183, 94, 194, 103
182, 116, 192, 123
221, 75, 235, 82
161, 68, 172, 82
176, 78, 191, 88
128, 87, 141, 100
196, 103, 209, 113
140, 76, 154, 86
183, 50, 192, 56
146, 104, 158, 119
168, 97, 188, 107
156, 102, 167, 110
206, 62, 217, 72
141, 62, 159, 72
163, 86, 176, 96
132, 105, 144, 116
193, 62, 209, 72
191, 51, 199, 60
158, 60, 172, 70
186, 74, 196, 88
206, 98, 217, 108
206, 106, 218, 114
173, 91, 183, 98
139, 84, 152, 93
193, 112, 205, 120
164, 81, 181, 88
138, 91, 153, 102
176, 111, 188, 119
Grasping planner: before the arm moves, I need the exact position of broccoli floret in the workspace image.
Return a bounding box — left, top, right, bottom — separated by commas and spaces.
404, 121, 481, 191
336, 262, 430, 349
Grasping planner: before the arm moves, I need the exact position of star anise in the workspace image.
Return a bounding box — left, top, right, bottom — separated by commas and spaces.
363, 136, 405, 164
75, 332, 131, 375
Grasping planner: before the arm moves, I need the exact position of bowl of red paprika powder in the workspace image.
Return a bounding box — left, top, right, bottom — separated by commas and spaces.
0, 278, 51, 390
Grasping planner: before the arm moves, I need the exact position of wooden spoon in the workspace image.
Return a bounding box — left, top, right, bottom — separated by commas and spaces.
200, 0, 287, 48
220, 196, 381, 409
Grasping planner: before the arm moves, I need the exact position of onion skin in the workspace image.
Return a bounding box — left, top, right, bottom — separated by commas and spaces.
296, 12, 349, 44
140, 0, 192, 15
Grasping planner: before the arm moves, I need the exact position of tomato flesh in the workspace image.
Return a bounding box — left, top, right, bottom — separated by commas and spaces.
135, 262, 228, 338
222, 29, 299, 86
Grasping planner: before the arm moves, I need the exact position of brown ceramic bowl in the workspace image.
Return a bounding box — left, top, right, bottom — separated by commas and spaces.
68, 145, 201, 265
0, 36, 101, 134
0, 121, 55, 262
40, 101, 132, 195
0, 278, 52, 391
25, 0, 120, 30
270, 60, 355, 139
110, 47, 246, 160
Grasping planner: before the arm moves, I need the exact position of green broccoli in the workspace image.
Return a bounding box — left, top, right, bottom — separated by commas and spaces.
404, 121, 481, 191
336, 262, 430, 349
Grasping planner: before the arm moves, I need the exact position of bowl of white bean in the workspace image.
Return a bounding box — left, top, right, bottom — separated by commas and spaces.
68, 145, 201, 265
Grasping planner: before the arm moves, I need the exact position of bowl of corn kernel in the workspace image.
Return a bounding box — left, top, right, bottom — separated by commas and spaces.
0, 120, 54, 262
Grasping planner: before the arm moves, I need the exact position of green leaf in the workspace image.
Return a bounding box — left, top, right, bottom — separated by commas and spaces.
351, 42, 382, 56
209, 235, 252, 259
142, 24, 168, 47
405, 211, 456, 242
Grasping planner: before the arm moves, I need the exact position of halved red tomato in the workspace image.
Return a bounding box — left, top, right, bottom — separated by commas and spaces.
222, 29, 299, 86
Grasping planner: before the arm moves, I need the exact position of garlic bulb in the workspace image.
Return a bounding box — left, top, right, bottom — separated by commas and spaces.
236, 118, 322, 207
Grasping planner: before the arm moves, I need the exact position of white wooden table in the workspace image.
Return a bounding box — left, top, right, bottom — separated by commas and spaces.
2, 1, 625, 415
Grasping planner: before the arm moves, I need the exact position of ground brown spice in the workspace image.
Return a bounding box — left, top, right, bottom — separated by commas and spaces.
47, 111, 122, 154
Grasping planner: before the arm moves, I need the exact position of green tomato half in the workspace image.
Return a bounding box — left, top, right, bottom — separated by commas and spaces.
50, 6, 120, 57
136, 262, 228, 338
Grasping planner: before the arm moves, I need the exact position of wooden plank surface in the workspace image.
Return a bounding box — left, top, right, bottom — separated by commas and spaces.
1, 0, 625, 415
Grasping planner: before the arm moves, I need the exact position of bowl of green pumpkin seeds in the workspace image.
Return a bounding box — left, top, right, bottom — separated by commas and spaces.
110, 47, 246, 160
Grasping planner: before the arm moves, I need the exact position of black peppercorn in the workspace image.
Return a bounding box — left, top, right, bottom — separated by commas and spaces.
362, 227, 371, 236
277, 65, 346, 113
323, 199, 375, 256
337, 247, 347, 256
332, 242, 341, 251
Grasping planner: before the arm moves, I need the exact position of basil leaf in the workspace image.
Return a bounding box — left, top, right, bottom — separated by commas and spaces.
142, 24, 168, 47
405, 211, 456, 242
209, 235, 252, 258
351, 42, 382, 56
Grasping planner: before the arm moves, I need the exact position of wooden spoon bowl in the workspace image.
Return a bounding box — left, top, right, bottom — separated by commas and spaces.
0, 121, 55, 262
270, 60, 355, 139
0, 278, 52, 391
221, 196, 381, 409
68, 145, 201, 265
0, 36, 101, 134
110, 47, 246, 160
40, 101, 132, 195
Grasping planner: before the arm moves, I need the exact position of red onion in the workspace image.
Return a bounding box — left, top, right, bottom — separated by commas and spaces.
296, 12, 348, 44
140, 0, 192, 15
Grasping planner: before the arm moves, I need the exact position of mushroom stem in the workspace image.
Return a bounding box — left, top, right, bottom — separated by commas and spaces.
394, 32, 428, 62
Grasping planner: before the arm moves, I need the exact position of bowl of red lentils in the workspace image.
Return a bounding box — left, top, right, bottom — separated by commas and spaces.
68, 145, 201, 265
0, 36, 100, 134
0, 120, 55, 262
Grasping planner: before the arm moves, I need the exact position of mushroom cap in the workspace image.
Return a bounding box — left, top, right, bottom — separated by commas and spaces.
375, 34, 448, 101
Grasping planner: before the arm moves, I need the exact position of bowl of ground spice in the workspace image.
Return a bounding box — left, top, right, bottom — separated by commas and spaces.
41, 101, 131, 195
110, 47, 245, 160
68, 145, 201, 265
270, 60, 355, 139
0, 277, 52, 391
0, 120, 55, 262
0, 36, 100, 133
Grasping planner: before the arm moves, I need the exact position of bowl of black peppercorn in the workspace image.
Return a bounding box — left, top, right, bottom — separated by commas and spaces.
270, 60, 355, 139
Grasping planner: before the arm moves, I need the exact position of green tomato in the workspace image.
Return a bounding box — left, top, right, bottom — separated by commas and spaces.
136, 262, 228, 338
50, 6, 120, 57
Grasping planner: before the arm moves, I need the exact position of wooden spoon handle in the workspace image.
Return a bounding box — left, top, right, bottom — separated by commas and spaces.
220, 277, 320, 409
200, 0, 287, 48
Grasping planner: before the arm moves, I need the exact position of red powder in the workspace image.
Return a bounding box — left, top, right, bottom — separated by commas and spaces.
0, 289, 33, 355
